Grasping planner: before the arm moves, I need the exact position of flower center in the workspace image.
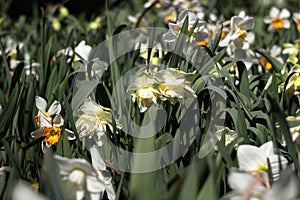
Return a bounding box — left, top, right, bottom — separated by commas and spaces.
43, 126, 61, 145
297, 19, 300, 32
271, 17, 284, 29
256, 164, 268, 172
260, 57, 272, 70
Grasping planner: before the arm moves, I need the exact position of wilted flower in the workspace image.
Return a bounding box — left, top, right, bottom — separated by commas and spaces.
264, 7, 291, 31
154, 68, 197, 104
31, 96, 75, 151
75, 98, 121, 146
293, 12, 300, 32
237, 141, 288, 181
162, 10, 208, 45
54, 155, 115, 200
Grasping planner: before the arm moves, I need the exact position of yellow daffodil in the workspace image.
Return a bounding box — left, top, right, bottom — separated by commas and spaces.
285, 72, 300, 95
87, 17, 101, 31
51, 17, 61, 31
282, 41, 299, 64
59, 6, 69, 18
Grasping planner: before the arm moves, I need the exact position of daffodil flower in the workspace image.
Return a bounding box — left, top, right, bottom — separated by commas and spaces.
285, 72, 300, 95
87, 17, 101, 31
31, 96, 75, 151
162, 10, 208, 45
128, 72, 161, 113
54, 155, 115, 200
293, 12, 300, 32
153, 68, 197, 104
237, 141, 288, 181
282, 41, 299, 64
219, 15, 255, 50
264, 7, 291, 31
221, 169, 298, 200
258, 45, 283, 70
75, 98, 121, 146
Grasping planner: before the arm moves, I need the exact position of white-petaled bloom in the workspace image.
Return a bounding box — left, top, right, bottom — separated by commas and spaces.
31, 96, 75, 151
11, 180, 49, 200
162, 10, 208, 45
54, 155, 115, 200
75, 98, 121, 146
219, 14, 255, 50
264, 7, 291, 31
293, 12, 300, 32
144, 0, 170, 8
221, 169, 298, 200
258, 45, 283, 71
215, 127, 238, 146
128, 72, 161, 113
153, 68, 197, 104
60, 40, 92, 62
282, 41, 299, 64
237, 141, 288, 181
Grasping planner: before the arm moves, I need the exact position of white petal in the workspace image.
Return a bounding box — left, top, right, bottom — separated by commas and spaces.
264, 16, 272, 24
86, 176, 106, 193
105, 183, 116, 200
47, 100, 61, 115
259, 141, 275, 156
11, 180, 48, 200
283, 20, 291, 29
237, 145, 267, 171
90, 145, 106, 171
270, 7, 280, 18
35, 96, 47, 112
65, 129, 76, 140
52, 114, 64, 127
228, 171, 264, 192
31, 128, 44, 138
279, 8, 291, 19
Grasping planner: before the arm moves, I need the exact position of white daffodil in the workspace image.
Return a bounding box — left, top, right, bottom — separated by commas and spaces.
60, 40, 92, 62
11, 180, 48, 200
162, 10, 208, 45
237, 141, 288, 181
153, 68, 197, 104
215, 127, 238, 146
31, 96, 75, 151
54, 155, 115, 200
293, 12, 300, 32
128, 72, 161, 113
221, 169, 298, 200
264, 7, 291, 31
258, 45, 283, 71
219, 14, 255, 50
144, 0, 170, 9
75, 98, 121, 146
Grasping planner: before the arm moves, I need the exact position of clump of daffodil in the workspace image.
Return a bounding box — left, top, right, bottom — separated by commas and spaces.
31, 96, 75, 151
128, 71, 161, 113
75, 98, 121, 147
282, 40, 300, 64
153, 68, 197, 104
237, 141, 288, 182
